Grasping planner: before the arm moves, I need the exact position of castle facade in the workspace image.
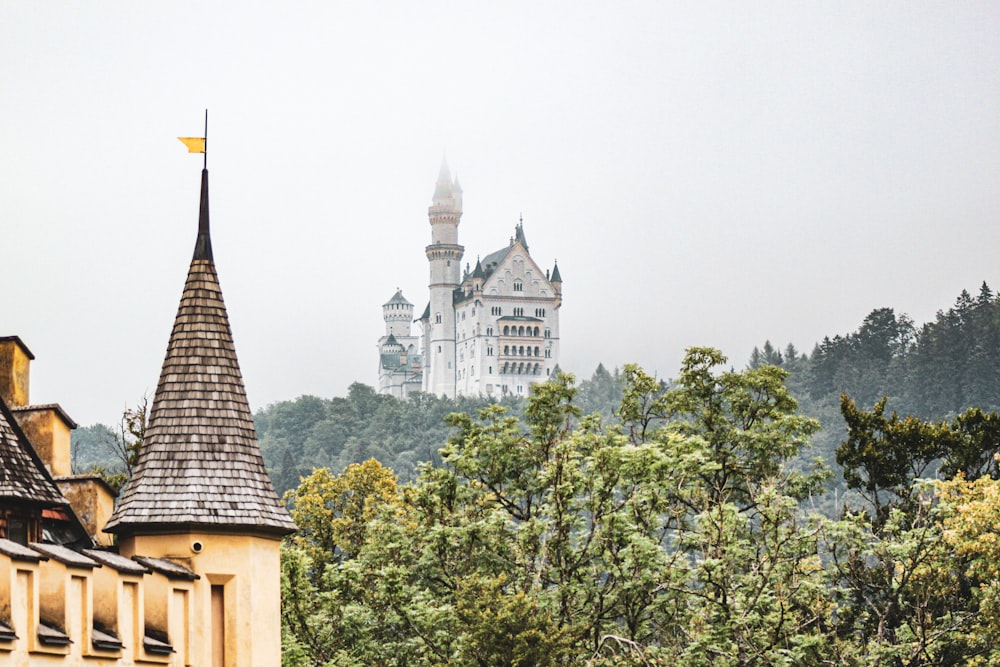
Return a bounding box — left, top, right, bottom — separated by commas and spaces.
378, 162, 563, 399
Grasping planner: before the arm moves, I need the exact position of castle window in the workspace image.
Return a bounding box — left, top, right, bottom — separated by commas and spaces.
487, 347, 493, 356
534, 346, 540, 356
503, 326, 510, 335
437, 345, 442, 353
534, 327, 540, 336
487, 327, 493, 336
435, 313, 442, 324
518, 326, 524, 336
544, 328, 551, 338
504, 345, 509, 355
491, 306, 502, 316
513, 307, 524, 317
513, 280, 523, 292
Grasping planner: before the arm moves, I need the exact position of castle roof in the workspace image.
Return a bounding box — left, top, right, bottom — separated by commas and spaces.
0, 394, 68, 507
550, 261, 562, 283
105, 168, 295, 537
384, 290, 412, 307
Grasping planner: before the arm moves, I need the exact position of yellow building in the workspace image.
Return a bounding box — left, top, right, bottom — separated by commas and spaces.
0, 165, 295, 665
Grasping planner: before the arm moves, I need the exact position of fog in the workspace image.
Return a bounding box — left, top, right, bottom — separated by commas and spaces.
2, 2, 998, 425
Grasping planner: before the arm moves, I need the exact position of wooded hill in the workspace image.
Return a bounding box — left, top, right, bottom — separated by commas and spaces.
71, 282, 1000, 500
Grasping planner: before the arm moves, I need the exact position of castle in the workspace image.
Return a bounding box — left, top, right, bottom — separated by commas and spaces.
0, 164, 294, 665
378, 161, 563, 399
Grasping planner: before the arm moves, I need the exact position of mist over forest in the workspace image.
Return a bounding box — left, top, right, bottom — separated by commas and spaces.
73, 282, 1000, 501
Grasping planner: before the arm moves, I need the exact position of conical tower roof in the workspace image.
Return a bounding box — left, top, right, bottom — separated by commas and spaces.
105, 169, 295, 537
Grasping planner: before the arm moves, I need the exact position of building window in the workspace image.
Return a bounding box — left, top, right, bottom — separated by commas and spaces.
535, 308, 545, 317
438, 345, 442, 353
486, 327, 493, 336
513, 280, 523, 292
487, 347, 493, 356
491, 306, 502, 316
435, 313, 442, 324
513, 307, 524, 317
544, 328, 551, 338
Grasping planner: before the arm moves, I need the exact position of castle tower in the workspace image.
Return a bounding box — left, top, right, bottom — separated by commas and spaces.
104, 166, 295, 666
424, 159, 464, 397
383, 290, 414, 338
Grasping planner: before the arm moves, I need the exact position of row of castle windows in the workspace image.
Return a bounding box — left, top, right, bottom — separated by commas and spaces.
503, 325, 541, 337
501, 362, 543, 375
441, 309, 545, 325
502, 345, 541, 356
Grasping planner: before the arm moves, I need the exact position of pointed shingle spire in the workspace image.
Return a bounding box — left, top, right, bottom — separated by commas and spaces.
105, 169, 295, 537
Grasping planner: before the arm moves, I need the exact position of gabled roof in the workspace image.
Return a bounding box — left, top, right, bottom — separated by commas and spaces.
0, 394, 68, 506
105, 169, 295, 537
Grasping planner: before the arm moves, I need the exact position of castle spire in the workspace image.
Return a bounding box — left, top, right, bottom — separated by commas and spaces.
433, 156, 454, 202
105, 167, 294, 538
192, 168, 213, 260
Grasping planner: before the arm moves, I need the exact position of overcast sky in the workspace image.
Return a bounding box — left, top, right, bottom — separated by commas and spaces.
2, 2, 998, 426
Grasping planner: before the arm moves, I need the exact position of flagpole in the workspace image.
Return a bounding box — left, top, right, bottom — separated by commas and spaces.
203, 109, 208, 170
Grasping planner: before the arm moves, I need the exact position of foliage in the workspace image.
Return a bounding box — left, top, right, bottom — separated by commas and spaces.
257, 384, 521, 496
69, 396, 147, 493
282, 351, 847, 665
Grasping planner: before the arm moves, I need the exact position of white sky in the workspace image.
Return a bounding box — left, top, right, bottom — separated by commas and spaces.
2, 2, 999, 426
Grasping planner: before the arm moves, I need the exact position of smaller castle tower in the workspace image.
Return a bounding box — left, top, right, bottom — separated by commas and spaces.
378, 291, 422, 398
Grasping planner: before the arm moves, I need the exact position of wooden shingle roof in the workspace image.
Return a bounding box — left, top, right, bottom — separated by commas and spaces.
104, 169, 294, 537
0, 394, 68, 507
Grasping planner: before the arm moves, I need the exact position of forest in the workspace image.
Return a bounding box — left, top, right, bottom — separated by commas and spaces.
70, 283, 1000, 665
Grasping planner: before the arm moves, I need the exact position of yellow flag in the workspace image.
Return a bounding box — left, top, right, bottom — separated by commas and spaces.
178, 137, 206, 153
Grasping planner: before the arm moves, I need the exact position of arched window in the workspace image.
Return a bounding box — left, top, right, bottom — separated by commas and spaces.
503, 326, 510, 335
534, 346, 539, 356
534, 327, 540, 336
518, 346, 524, 356
518, 326, 524, 336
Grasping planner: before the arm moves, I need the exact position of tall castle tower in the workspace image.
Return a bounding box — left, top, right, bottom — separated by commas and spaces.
105, 166, 295, 665
424, 159, 464, 397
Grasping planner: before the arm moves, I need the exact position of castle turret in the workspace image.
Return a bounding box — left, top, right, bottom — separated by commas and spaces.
383, 289, 414, 338
424, 159, 464, 397
105, 166, 294, 665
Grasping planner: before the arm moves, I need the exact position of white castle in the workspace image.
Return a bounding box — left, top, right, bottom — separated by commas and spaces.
378, 161, 563, 399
